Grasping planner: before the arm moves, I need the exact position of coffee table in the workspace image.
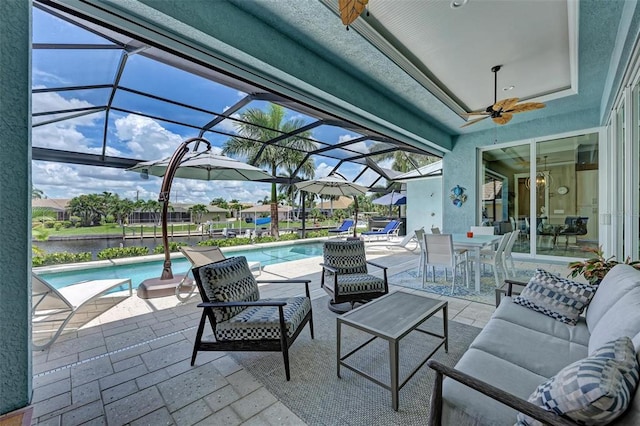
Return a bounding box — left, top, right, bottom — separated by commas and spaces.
336, 290, 448, 411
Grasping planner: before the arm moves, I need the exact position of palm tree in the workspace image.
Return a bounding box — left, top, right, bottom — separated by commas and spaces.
138, 199, 163, 225
228, 199, 242, 220
369, 144, 438, 173
223, 104, 317, 237
32, 187, 45, 199
67, 194, 104, 227
278, 165, 315, 221
210, 197, 229, 210
189, 203, 209, 224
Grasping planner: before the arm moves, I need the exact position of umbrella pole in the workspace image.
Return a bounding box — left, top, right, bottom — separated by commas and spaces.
301, 192, 306, 238
353, 196, 359, 238
158, 137, 211, 280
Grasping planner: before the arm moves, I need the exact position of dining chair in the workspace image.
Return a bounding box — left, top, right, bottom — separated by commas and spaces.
422, 234, 469, 295
470, 225, 495, 235
478, 232, 511, 287
502, 230, 520, 278
415, 228, 427, 275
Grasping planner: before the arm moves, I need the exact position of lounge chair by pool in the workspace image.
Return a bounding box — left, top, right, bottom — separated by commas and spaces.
31, 273, 132, 350
328, 219, 354, 237
361, 220, 401, 241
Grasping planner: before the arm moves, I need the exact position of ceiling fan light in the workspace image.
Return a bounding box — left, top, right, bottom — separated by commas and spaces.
450, 0, 468, 9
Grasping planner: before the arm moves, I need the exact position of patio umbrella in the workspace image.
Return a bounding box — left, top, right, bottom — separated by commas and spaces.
295, 174, 368, 238
372, 191, 406, 217
128, 137, 271, 285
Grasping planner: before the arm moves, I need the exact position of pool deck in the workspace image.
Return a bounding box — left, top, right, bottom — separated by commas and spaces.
29, 246, 572, 425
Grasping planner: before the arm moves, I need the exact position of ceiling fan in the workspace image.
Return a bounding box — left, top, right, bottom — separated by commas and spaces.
461, 65, 546, 128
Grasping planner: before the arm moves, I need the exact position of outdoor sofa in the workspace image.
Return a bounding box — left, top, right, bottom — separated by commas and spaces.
428, 264, 640, 425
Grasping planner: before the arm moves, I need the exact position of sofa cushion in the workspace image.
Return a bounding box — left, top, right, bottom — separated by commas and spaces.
517, 337, 640, 426
589, 287, 640, 355
470, 317, 588, 378
494, 297, 590, 346
442, 347, 548, 425
514, 269, 597, 325
587, 265, 640, 332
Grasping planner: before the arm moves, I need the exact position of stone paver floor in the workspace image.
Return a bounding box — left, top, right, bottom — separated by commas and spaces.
29, 247, 570, 425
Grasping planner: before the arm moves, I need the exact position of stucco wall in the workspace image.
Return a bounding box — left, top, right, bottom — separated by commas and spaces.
0, 0, 32, 414
406, 177, 443, 234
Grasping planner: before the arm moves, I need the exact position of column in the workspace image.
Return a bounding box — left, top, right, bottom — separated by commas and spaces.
0, 0, 32, 415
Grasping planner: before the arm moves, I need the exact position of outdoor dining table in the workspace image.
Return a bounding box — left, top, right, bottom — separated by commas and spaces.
451, 233, 502, 292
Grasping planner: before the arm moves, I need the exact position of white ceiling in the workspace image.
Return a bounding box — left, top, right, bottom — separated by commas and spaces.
355, 0, 576, 112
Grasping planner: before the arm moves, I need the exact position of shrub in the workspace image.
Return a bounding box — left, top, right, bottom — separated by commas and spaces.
54, 222, 62, 231
304, 230, 329, 238
44, 221, 55, 229
62, 220, 73, 228
32, 251, 92, 267
97, 246, 149, 260
278, 233, 298, 241
153, 241, 188, 254
254, 236, 277, 244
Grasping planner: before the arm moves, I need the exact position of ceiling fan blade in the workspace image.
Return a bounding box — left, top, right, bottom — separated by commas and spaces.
339, 0, 369, 25
492, 113, 513, 125
461, 116, 490, 128
492, 98, 519, 112
506, 102, 546, 114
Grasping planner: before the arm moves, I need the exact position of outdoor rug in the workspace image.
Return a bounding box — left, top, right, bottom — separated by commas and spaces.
230, 295, 481, 426
389, 266, 536, 306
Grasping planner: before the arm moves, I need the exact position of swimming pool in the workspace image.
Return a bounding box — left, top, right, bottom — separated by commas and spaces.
39, 241, 325, 290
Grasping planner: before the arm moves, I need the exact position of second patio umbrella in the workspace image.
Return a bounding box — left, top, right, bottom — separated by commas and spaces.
372, 190, 406, 217
128, 137, 272, 287
295, 174, 368, 238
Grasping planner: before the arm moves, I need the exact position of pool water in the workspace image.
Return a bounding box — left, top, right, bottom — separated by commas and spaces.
39, 242, 325, 290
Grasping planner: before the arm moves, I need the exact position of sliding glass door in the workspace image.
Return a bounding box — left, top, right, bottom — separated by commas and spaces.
481, 132, 599, 258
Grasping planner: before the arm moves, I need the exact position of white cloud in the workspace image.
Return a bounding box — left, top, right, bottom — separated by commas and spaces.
115, 115, 183, 159
338, 134, 368, 154
32, 68, 70, 86
31, 89, 119, 155
215, 114, 240, 134
314, 162, 333, 178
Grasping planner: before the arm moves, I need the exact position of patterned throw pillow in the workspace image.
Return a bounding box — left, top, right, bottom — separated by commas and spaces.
513, 269, 597, 325
517, 337, 640, 426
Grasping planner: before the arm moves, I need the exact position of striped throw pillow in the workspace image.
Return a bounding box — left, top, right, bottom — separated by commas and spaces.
517, 337, 640, 426
513, 269, 597, 325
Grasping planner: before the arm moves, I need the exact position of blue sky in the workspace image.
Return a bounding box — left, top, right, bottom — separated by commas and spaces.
31, 7, 391, 204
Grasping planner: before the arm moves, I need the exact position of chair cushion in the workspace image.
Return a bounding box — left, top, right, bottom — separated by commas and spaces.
516, 337, 640, 426
197, 256, 260, 323
513, 269, 597, 325
214, 296, 311, 341
323, 240, 368, 274
335, 274, 386, 295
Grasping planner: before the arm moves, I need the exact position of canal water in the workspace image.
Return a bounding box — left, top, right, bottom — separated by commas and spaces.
34, 236, 212, 259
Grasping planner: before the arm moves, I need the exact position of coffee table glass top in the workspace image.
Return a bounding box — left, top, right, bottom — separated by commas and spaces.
340, 291, 445, 339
